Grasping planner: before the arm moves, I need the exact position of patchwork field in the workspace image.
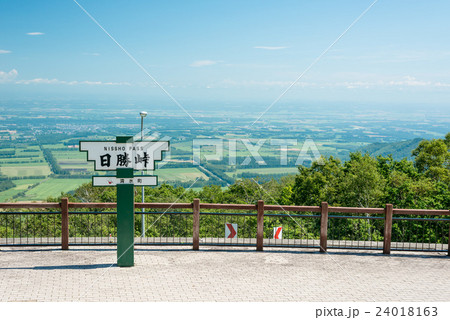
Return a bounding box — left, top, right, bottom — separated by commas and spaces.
53, 151, 87, 160
0, 167, 209, 201
0, 179, 38, 202
53, 150, 91, 168
0, 158, 45, 164
155, 168, 208, 182
225, 167, 299, 177
0, 165, 51, 178
2, 102, 444, 203
0, 145, 49, 179
14, 178, 90, 201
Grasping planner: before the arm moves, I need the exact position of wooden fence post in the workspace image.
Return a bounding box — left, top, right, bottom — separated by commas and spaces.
383, 204, 393, 254
256, 200, 264, 251
447, 215, 450, 256
193, 199, 200, 250
320, 202, 328, 252
61, 198, 69, 250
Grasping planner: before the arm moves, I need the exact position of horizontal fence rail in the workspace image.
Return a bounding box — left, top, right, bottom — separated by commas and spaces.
0, 199, 449, 255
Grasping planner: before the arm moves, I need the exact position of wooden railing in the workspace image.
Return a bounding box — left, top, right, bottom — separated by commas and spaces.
0, 199, 449, 255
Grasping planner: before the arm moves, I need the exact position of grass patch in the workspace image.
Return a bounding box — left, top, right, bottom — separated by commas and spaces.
154, 168, 208, 182
0, 179, 40, 202
0, 165, 51, 177
225, 167, 299, 177
0, 158, 45, 164
15, 178, 90, 201
0, 161, 47, 167
53, 151, 86, 160
41, 144, 66, 149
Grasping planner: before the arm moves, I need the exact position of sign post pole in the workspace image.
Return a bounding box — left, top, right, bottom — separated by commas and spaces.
116, 168, 135, 267
116, 136, 135, 267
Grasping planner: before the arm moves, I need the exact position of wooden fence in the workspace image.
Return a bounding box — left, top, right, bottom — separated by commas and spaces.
0, 199, 449, 255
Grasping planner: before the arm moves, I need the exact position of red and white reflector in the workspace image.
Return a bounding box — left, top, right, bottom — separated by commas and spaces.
273, 226, 282, 239
225, 223, 238, 239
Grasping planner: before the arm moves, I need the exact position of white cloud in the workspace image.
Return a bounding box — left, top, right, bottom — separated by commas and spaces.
387, 76, 431, 87
333, 76, 450, 89
0, 69, 18, 83
2, 71, 130, 86
190, 60, 219, 67
213, 76, 450, 90
0, 49, 11, 54
26, 32, 44, 36
215, 79, 312, 88
254, 46, 288, 50
434, 82, 450, 88
16, 78, 61, 85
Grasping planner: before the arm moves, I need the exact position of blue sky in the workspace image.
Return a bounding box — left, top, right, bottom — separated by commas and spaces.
1, 0, 450, 106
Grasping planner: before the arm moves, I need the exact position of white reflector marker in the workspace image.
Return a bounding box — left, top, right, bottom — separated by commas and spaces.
92, 176, 157, 186
225, 223, 238, 239
273, 226, 282, 239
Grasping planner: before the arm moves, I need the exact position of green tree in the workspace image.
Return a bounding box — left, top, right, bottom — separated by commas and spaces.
412, 136, 450, 184
339, 153, 386, 208
144, 184, 196, 203
445, 132, 450, 148
225, 178, 269, 204
291, 156, 343, 206
376, 155, 418, 180
412, 138, 449, 171
277, 176, 295, 205
197, 185, 225, 203
71, 182, 116, 203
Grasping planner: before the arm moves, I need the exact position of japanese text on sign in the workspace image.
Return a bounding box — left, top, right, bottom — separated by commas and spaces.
79, 141, 169, 171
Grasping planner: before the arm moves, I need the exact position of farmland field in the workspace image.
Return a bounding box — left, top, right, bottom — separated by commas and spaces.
0, 158, 45, 164
52, 149, 93, 173
13, 178, 90, 201
225, 167, 299, 177
0, 162, 47, 167
1, 100, 449, 201
0, 165, 51, 177
0, 179, 38, 202
53, 151, 87, 160
155, 168, 208, 182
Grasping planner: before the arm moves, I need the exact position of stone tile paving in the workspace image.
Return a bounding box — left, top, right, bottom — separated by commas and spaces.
0, 246, 448, 302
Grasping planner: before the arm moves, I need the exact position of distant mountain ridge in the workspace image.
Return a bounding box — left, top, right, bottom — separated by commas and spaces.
358, 138, 422, 160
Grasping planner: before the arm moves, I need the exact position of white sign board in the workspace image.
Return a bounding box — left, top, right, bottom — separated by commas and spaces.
93, 176, 157, 187
273, 226, 282, 239
80, 140, 169, 171
225, 223, 238, 239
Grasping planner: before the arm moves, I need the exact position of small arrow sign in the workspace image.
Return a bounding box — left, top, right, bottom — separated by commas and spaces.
225, 223, 237, 239
92, 176, 157, 187
273, 226, 283, 239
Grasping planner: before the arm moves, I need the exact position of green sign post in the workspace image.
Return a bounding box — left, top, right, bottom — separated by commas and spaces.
80, 135, 169, 267
116, 166, 134, 266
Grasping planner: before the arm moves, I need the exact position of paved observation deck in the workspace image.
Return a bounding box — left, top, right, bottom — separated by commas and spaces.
0, 246, 448, 302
